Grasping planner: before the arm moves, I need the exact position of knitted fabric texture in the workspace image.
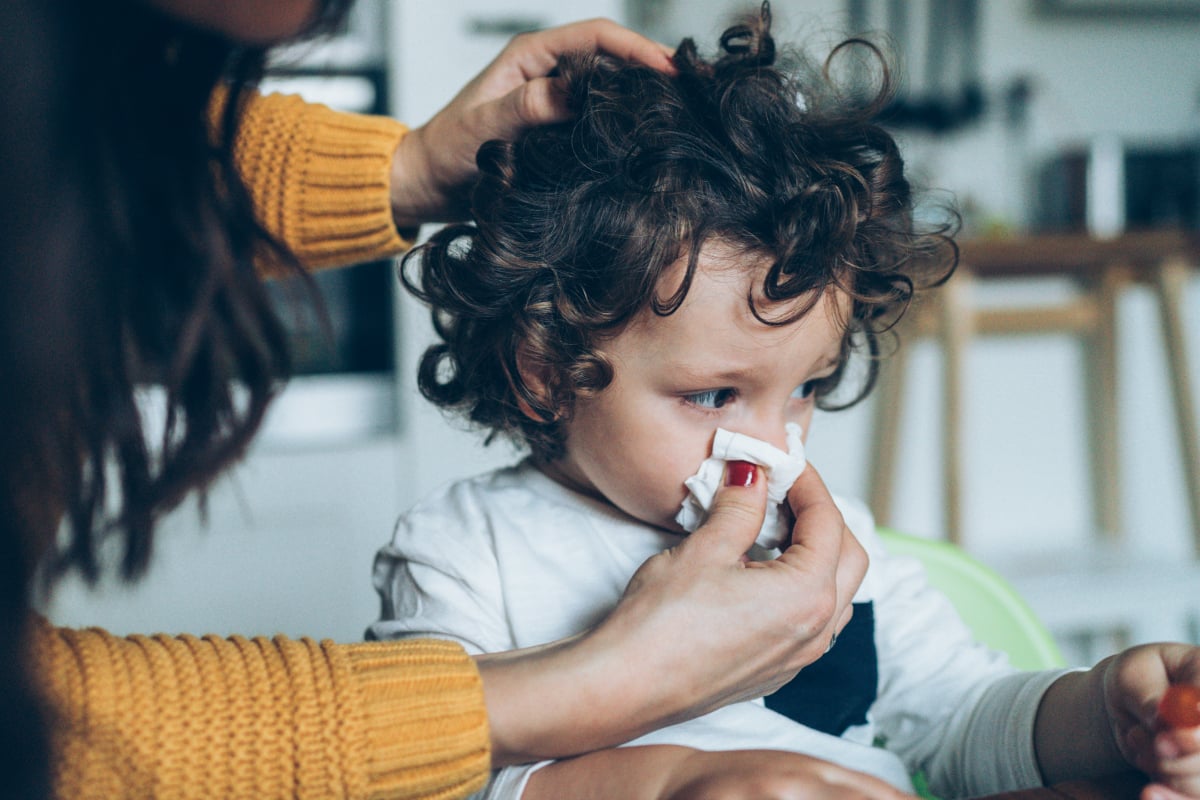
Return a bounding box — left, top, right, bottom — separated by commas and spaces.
231, 91, 412, 273
30, 617, 489, 799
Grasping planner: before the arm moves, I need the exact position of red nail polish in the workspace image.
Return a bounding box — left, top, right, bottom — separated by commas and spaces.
726, 460, 757, 487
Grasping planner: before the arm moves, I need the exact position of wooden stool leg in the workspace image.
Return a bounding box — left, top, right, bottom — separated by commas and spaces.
941, 272, 974, 546
867, 321, 914, 527
1153, 257, 1200, 554
1082, 266, 1124, 542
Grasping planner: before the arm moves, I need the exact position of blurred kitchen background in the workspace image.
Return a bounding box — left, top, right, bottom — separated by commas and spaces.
43, 0, 1200, 666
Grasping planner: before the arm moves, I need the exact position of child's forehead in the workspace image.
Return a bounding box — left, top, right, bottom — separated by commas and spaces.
652, 240, 848, 325
613, 267, 851, 382
652, 240, 766, 300
622, 247, 851, 351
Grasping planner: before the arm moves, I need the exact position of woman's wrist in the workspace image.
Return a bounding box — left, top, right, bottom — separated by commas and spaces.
476, 626, 663, 767
389, 127, 438, 232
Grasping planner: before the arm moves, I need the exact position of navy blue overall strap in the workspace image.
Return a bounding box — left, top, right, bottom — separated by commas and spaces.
764, 601, 878, 736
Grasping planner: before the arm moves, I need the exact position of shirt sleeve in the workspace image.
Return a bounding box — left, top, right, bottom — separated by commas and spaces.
30, 615, 490, 800
944, 669, 1075, 797
229, 90, 414, 274
860, 519, 1072, 799
370, 487, 533, 800
368, 491, 515, 656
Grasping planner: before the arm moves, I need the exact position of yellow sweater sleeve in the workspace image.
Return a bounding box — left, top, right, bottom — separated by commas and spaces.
30, 617, 490, 800
230, 90, 414, 274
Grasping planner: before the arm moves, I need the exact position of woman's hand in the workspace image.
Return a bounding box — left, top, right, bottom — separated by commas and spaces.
524, 745, 914, 800
1098, 644, 1200, 799
479, 462, 868, 767
389, 18, 675, 228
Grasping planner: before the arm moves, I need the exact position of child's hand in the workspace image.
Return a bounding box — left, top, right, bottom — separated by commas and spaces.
1101, 643, 1200, 798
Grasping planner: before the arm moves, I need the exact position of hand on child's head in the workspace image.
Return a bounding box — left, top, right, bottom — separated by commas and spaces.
391, 18, 674, 225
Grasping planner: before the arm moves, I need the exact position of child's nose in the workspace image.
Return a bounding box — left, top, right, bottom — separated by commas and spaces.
739, 421, 793, 454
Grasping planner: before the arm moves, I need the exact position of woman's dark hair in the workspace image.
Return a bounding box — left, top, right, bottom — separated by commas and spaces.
404, 2, 957, 461
43, 0, 349, 584
0, 0, 351, 795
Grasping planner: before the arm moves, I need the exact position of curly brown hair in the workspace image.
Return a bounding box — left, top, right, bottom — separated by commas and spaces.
404, 2, 956, 461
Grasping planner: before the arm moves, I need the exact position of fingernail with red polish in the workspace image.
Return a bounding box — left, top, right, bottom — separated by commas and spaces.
726, 460, 757, 487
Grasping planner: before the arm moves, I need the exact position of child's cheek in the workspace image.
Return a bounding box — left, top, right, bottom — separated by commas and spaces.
797, 408, 816, 444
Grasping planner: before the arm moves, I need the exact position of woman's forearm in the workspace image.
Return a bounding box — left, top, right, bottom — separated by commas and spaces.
476, 631, 662, 768
32, 619, 491, 799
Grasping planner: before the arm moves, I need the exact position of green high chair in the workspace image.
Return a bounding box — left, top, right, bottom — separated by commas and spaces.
878, 528, 1066, 670
878, 529, 1066, 800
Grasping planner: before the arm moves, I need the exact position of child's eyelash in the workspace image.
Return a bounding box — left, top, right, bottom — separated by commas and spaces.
682, 388, 737, 410
682, 378, 829, 412
798, 373, 839, 400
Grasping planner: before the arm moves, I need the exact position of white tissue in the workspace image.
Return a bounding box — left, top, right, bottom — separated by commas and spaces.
674, 422, 806, 550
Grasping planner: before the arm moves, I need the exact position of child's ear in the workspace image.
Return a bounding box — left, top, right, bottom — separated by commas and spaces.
513, 343, 558, 424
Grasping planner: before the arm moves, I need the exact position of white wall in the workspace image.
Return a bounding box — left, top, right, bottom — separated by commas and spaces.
44, 435, 403, 642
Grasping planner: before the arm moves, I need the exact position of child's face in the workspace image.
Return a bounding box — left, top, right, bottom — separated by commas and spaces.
545, 242, 848, 533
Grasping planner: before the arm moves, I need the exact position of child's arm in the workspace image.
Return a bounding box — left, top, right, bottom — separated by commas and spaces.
523, 746, 915, 800
1034, 642, 1200, 797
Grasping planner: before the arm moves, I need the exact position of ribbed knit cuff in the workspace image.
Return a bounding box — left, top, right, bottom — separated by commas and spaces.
234, 92, 413, 274
343, 639, 490, 800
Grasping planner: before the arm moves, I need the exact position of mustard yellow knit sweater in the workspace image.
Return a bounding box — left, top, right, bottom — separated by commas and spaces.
31, 92, 490, 800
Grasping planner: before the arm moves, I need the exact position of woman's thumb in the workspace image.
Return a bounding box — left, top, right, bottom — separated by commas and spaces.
681, 460, 769, 560
491, 76, 571, 140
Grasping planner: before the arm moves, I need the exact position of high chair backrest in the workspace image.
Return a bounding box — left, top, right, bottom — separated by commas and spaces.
877, 528, 1066, 670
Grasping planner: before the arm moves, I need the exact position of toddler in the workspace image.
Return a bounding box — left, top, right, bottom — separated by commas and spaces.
371, 7, 1200, 800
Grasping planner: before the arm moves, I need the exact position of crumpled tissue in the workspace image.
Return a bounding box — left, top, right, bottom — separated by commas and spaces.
674, 422, 806, 550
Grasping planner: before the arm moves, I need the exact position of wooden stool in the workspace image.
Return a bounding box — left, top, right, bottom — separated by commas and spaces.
868, 230, 1200, 550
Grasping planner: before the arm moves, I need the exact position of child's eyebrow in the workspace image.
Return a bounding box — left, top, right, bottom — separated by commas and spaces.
671, 353, 843, 384
669, 359, 762, 383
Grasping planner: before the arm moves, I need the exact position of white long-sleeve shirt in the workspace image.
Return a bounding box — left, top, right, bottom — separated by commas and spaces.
369, 460, 1068, 800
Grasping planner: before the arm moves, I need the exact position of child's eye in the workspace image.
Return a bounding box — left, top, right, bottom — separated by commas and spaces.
792, 381, 817, 400
684, 388, 737, 409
